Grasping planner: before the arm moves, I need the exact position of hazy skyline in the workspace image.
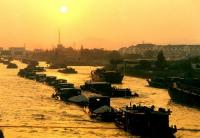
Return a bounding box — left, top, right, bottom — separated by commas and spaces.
0, 0, 200, 50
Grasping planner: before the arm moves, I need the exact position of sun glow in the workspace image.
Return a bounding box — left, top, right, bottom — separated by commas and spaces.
60, 5, 68, 13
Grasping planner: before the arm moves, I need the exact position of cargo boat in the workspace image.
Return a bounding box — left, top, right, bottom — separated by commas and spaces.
54, 88, 81, 101
58, 67, 77, 74
80, 81, 138, 97
45, 76, 57, 86
52, 87, 88, 106
47, 64, 66, 69
91, 68, 124, 84
87, 96, 117, 121
7, 63, 18, 69
35, 74, 46, 82
115, 104, 177, 137
147, 77, 168, 89
168, 77, 200, 107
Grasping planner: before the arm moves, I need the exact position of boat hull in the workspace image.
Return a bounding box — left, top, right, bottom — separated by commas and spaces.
168, 87, 200, 107
91, 71, 124, 84
147, 80, 167, 89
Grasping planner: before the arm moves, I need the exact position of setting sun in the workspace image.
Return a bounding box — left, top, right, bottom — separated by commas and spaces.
60, 5, 68, 14
0, 1, 200, 50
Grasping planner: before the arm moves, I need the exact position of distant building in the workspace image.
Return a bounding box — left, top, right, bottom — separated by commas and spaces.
134, 44, 157, 55
9, 47, 26, 58
119, 44, 158, 56
119, 44, 200, 60
0, 47, 3, 55
34, 49, 44, 53
57, 43, 65, 49
1, 50, 11, 57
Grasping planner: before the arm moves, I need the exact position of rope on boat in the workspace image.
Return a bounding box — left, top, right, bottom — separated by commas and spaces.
0, 125, 120, 129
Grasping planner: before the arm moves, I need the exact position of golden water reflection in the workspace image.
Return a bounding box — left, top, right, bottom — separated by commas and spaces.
0, 61, 199, 137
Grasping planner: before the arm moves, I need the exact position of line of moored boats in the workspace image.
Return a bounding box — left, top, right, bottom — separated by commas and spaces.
15, 63, 177, 137
0, 58, 178, 137
0, 58, 18, 69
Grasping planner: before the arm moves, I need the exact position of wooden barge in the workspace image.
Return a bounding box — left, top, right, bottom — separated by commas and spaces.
115, 105, 177, 137
81, 81, 138, 97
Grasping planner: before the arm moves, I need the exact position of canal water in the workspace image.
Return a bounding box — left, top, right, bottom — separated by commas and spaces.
0, 61, 200, 138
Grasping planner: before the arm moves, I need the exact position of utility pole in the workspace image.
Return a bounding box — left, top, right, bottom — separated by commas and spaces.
58, 29, 61, 45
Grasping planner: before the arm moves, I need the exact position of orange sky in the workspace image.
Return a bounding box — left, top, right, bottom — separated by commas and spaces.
0, 0, 200, 50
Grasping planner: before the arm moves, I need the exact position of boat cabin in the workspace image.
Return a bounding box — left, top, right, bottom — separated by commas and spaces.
115, 105, 176, 137
54, 83, 75, 91
58, 88, 81, 100
88, 96, 110, 112
82, 81, 112, 92
45, 76, 57, 85
53, 79, 68, 88
35, 74, 46, 82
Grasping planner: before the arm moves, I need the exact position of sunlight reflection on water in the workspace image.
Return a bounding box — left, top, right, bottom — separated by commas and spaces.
0, 61, 199, 138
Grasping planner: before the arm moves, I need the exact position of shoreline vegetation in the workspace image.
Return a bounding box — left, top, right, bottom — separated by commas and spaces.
26, 46, 200, 79
118, 52, 200, 79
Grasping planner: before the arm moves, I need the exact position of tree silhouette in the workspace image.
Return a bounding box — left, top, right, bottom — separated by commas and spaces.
156, 50, 167, 70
